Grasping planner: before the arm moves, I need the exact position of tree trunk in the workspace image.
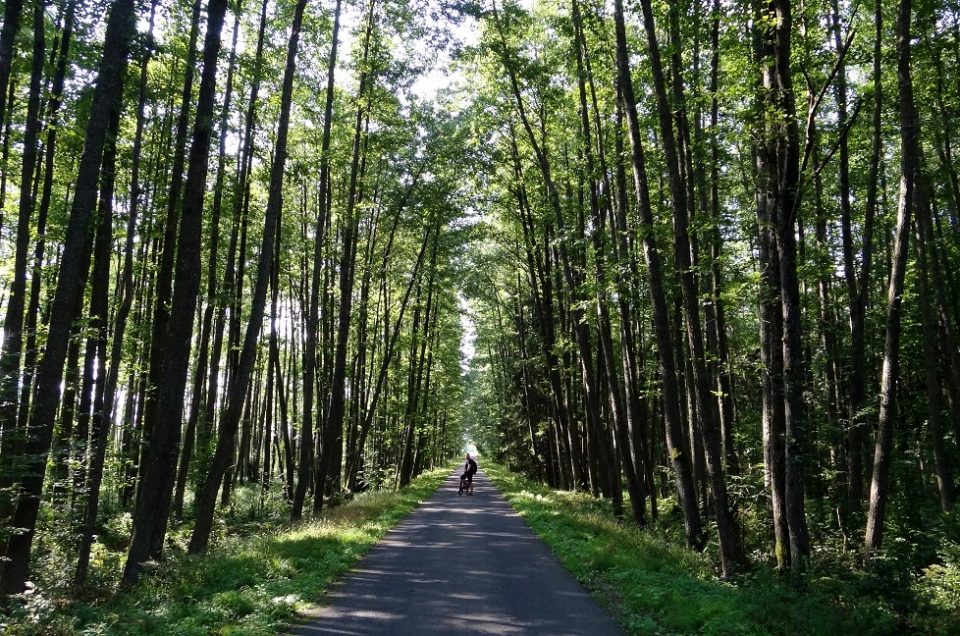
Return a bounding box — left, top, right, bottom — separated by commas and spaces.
123, 0, 228, 585
706, 0, 738, 475
137, 0, 203, 505
315, 0, 374, 513
0, 0, 23, 136
189, 0, 307, 554
0, 0, 51, 549
74, 106, 120, 590
173, 1, 241, 520
16, 0, 78, 436
612, 0, 703, 549
755, 0, 811, 572
571, 0, 641, 524
294, 0, 341, 520
864, 0, 918, 559
0, 0, 45, 458
913, 208, 952, 511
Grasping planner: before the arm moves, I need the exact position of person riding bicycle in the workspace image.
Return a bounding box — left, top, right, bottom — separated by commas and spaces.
459, 454, 478, 496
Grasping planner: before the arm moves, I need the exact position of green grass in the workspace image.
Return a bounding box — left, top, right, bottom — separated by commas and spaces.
486, 464, 959, 636
3, 466, 452, 636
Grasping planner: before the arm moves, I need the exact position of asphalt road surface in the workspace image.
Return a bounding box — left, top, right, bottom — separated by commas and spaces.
294, 469, 623, 635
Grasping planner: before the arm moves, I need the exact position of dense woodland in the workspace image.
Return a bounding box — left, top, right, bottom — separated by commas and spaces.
0, 0, 957, 627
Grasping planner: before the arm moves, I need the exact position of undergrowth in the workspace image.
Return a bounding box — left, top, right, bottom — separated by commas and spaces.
2, 465, 452, 636
485, 464, 960, 636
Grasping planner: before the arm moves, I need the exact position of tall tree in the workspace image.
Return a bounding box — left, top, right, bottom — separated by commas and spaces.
0, 0, 23, 137
0, 0, 45, 459
755, 0, 811, 571
190, 0, 309, 554
294, 0, 342, 521
612, 0, 703, 549
864, 0, 920, 558
315, 0, 375, 513
635, 0, 743, 574
123, 0, 229, 585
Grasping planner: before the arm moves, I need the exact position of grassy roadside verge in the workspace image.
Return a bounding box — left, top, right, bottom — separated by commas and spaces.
5, 466, 452, 636
485, 463, 917, 636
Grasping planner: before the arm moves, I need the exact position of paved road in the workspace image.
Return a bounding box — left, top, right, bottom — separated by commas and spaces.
295, 469, 623, 635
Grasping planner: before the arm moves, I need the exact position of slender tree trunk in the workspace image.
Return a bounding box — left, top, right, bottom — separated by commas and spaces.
0, 0, 45, 455
913, 209, 952, 511
74, 106, 121, 590
864, 0, 918, 558
262, 235, 282, 497
294, 0, 341, 520
756, 0, 811, 571
137, 0, 203, 507
189, 0, 307, 553
571, 0, 642, 523
635, 0, 742, 573
173, 2, 242, 520
123, 0, 228, 584
347, 220, 433, 482
612, 0, 703, 549
0, 76, 16, 246
0, 0, 23, 135
315, 0, 374, 513
16, 0, 78, 436
0, 0, 51, 547
706, 0, 738, 475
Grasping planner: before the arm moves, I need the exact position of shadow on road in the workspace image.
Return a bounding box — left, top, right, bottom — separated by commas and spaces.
294, 471, 622, 635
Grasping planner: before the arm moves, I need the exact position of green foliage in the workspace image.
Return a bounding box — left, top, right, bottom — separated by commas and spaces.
482, 464, 960, 636
916, 541, 960, 623
1, 467, 453, 636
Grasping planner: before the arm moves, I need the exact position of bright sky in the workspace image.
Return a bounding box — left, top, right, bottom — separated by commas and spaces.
458, 293, 477, 371
409, 10, 479, 102
348, 0, 538, 102
318, 2, 543, 372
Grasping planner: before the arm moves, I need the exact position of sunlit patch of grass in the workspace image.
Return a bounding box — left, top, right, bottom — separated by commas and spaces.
486, 463, 909, 636
2, 465, 453, 636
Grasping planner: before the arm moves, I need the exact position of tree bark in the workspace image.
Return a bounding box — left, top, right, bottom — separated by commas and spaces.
864, 0, 918, 559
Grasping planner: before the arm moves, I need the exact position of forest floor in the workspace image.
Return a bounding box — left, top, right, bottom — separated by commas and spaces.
294, 469, 622, 635
6, 463, 959, 635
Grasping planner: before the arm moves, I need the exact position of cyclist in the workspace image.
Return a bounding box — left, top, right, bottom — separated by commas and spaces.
458, 453, 478, 496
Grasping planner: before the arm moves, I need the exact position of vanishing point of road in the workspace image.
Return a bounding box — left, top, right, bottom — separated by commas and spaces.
295, 470, 623, 635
